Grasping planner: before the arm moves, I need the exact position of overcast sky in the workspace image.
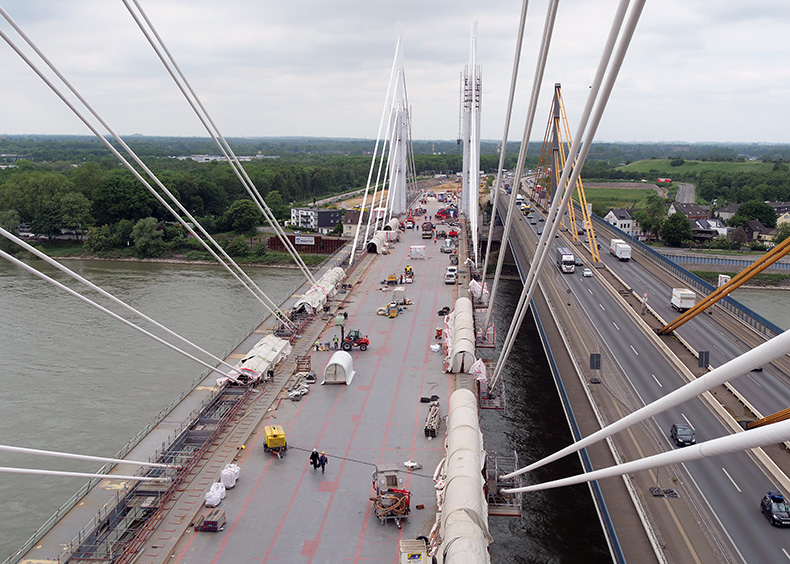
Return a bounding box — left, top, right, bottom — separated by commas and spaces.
1, 0, 789, 143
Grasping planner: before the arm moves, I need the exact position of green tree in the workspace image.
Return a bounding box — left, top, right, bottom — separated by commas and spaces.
661, 212, 692, 247
84, 225, 115, 253
0, 209, 21, 253
59, 192, 94, 233
92, 174, 154, 225
730, 200, 777, 228
0, 171, 72, 222
31, 202, 62, 240
225, 199, 263, 234
632, 193, 668, 240
264, 190, 289, 222
773, 223, 790, 245
131, 217, 165, 258
330, 220, 343, 236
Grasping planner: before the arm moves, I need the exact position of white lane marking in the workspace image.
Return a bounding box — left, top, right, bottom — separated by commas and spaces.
588, 288, 593, 295
747, 374, 763, 388
613, 322, 620, 331
722, 468, 742, 492
630, 345, 639, 356
652, 374, 662, 387
599, 303, 605, 311
681, 413, 694, 430
781, 548, 790, 560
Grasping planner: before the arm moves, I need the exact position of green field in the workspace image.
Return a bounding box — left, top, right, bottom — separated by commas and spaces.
617, 159, 773, 176
581, 186, 655, 209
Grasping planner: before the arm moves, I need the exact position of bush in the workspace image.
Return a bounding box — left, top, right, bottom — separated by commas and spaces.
252, 240, 268, 257
225, 237, 249, 257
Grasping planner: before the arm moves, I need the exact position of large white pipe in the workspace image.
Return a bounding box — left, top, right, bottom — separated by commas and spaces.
503, 417, 790, 494
504, 327, 790, 479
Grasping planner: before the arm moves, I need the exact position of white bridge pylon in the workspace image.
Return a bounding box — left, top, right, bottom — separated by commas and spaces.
460, 22, 482, 266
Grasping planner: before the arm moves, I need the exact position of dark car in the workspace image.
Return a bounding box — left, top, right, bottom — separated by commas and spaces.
669, 423, 695, 446
761, 491, 790, 527
537, 229, 543, 235
574, 257, 583, 266
538, 217, 545, 222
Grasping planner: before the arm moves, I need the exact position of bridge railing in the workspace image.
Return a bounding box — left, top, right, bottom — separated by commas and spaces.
590, 215, 783, 339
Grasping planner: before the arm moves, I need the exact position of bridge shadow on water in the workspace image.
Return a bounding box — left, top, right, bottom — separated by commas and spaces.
482, 280, 610, 563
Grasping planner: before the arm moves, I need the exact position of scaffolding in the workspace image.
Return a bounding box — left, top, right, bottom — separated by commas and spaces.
530, 84, 601, 262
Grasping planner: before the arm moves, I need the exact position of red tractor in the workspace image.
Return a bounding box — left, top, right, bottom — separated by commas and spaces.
342, 330, 369, 351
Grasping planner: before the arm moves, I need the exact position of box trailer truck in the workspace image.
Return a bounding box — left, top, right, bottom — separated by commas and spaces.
670, 288, 696, 312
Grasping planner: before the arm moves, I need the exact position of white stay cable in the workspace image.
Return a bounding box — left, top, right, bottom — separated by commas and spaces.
0, 250, 239, 383
0, 12, 294, 329
490, 0, 633, 389
0, 444, 180, 470
482, 0, 531, 291
483, 0, 559, 334
123, 0, 316, 286
0, 467, 170, 483
0, 228, 240, 376
350, 37, 402, 264
503, 411, 790, 494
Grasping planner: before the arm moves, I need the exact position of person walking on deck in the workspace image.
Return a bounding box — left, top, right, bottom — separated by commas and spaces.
315, 340, 320, 352
318, 451, 328, 474
333, 335, 339, 349
309, 449, 320, 470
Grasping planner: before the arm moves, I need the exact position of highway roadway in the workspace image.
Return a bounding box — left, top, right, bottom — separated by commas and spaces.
499, 193, 790, 564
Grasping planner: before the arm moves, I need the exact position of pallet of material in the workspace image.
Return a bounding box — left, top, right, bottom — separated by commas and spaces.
194, 508, 226, 532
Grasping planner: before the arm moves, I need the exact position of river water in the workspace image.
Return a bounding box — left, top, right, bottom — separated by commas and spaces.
0, 259, 783, 562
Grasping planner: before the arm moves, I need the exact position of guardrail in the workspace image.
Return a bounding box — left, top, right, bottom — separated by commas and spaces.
590, 215, 783, 338
661, 253, 790, 271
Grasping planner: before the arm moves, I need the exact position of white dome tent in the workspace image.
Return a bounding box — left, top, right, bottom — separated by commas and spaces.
383, 218, 400, 231
322, 351, 355, 385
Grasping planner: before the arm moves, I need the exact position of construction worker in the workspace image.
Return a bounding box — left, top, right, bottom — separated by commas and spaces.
318, 451, 328, 474
333, 335, 339, 349
315, 340, 320, 352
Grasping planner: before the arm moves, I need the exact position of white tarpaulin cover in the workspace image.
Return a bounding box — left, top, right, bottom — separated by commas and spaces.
235, 334, 292, 375
468, 280, 489, 306
293, 267, 346, 313
409, 245, 426, 259
384, 218, 401, 231
446, 298, 477, 373
469, 359, 487, 382
439, 389, 491, 563
322, 350, 355, 385
367, 232, 387, 254
379, 229, 400, 242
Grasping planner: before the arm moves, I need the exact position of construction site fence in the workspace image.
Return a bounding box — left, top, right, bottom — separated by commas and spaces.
590, 214, 783, 339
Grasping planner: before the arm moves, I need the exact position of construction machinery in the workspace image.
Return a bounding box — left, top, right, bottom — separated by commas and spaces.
341, 330, 369, 351
371, 463, 411, 528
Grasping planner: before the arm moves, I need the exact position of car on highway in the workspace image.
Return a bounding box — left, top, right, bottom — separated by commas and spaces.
574, 257, 583, 266
537, 230, 543, 235
530, 220, 537, 225
669, 423, 695, 446
761, 491, 790, 527
582, 268, 592, 277
538, 217, 545, 222
444, 271, 457, 285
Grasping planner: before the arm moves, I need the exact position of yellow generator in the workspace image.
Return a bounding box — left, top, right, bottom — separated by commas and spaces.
263, 425, 287, 458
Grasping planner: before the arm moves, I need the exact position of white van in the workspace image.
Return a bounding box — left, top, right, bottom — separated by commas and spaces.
440, 239, 454, 253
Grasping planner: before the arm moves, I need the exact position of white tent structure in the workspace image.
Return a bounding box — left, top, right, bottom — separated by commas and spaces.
438, 389, 491, 563
220, 334, 292, 385
367, 232, 387, 254
383, 218, 401, 231
293, 267, 346, 314
446, 298, 477, 373
322, 351, 355, 385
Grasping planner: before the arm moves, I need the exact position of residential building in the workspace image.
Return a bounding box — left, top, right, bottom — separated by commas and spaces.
341, 209, 370, 238
744, 219, 770, 242
768, 201, 790, 215
603, 208, 633, 235
289, 207, 342, 235
777, 212, 790, 226
716, 203, 741, 221
667, 202, 709, 222
692, 218, 729, 241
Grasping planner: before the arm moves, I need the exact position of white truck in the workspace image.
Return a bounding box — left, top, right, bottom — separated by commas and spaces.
609, 238, 632, 261
556, 246, 575, 273
670, 288, 696, 312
